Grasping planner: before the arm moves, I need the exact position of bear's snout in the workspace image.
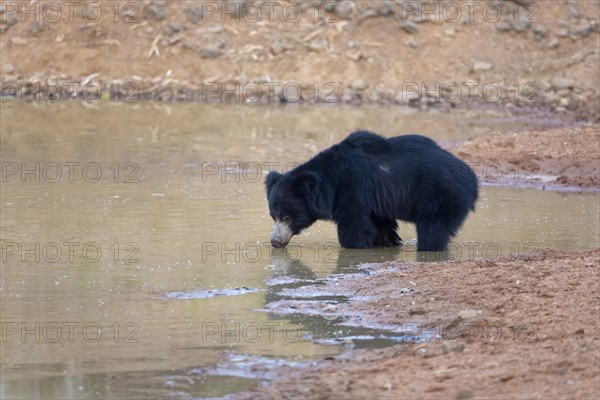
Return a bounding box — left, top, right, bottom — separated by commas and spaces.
271, 239, 287, 248
271, 220, 293, 248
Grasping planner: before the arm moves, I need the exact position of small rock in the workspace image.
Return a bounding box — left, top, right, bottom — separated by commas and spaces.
545, 37, 560, 49
164, 22, 182, 36
443, 341, 465, 353
551, 77, 574, 90
400, 21, 419, 34
576, 23, 593, 38
457, 309, 482, 319
144, 2, 166, 21
444, 28, 456, 37
456, 388, 475, 399
399, 287, 414, 294
335, 0, 353, 20
473, 61, 493, 72
513, 17, 531, 33
345, 50, 364, 61
533, 24, 548, 40
404, 37, 418, 48
186, 6, 204, 24
10, 37, 28, 45
0, 15, 17, 34
167, 34, 184, 46
2, 63, 15, 74
495, 21, 513, 32
195, 25, 224, 35
350, 78, 368, 91
30, 21, 44, 36
543, 92, 560, 105
568, 1, 580, 19
377, 2, 394, 16
199, 43, 222, 59
307, 38, 327, 51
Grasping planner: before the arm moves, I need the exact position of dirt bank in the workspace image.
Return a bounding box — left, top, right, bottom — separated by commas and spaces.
234, 249, 600, 399
0, 1, 599, 118
450, 124, 600, 190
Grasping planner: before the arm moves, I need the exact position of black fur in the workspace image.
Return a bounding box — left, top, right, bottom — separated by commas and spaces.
265, 131, 479, 251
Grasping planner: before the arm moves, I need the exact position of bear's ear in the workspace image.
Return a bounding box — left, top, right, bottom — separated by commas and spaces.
299, 171, 332, 219
265, 171, 283, 197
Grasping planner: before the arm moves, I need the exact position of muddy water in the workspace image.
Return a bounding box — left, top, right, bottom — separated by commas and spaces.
1, 103, 598, 399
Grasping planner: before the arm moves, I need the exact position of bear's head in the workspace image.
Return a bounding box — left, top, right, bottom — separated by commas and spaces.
265, 170, 333, 248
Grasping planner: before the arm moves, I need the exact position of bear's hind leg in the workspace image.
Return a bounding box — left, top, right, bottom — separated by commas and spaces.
416, 220, 453, 251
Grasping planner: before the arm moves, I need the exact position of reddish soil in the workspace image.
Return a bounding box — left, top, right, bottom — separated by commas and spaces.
235, 249, 600, 399
451, 124, 600, 190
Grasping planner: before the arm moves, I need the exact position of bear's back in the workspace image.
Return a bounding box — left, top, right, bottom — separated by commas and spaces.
343, 131, 439, 155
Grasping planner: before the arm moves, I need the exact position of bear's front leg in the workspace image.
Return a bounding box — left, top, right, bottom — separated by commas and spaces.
336, 215, 379, 249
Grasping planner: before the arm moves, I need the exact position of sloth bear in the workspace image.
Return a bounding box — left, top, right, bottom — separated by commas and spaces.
265, 131, 478, 251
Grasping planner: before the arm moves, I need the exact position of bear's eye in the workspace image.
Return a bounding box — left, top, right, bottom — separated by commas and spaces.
282, 216, 292, 223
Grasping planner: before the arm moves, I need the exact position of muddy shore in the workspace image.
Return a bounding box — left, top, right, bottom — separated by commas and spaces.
451, 124, 600, 190
233, 249, 600, 400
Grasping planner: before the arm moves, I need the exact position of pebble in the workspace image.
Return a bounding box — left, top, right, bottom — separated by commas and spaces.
400, 21, 419, 34
185, 6, 204, 24
164, 22, 183, 36
546, 37, 560, 49
0, 15, 17, 34
377, 2, 394, 16
350, 78, 368, 91
10, 37, 28, 45
345, 50, 364, 61
199, 44, 222, 59
576, 23, 593, 38
336, 0, 353, 20
404, 37, 418, 48
307, 38, 327, 51
444, 28, 456, 37
457, 309, 482, 319
551, 77, 574, 90
533, 24, 548, 40
513, 18, 531, 33
473, 61, 493, 72
443, 342, 465, 353
144, 2, 166, 21
543, 92, 560, 105
30, 21, 44, 36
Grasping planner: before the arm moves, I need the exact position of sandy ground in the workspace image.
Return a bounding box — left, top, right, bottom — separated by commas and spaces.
1, 0, 599, 117
234, 249, 600, 399
451, 124, 600, 190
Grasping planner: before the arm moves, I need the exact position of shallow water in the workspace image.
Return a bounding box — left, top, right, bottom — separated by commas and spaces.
1, 103, 598, 399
